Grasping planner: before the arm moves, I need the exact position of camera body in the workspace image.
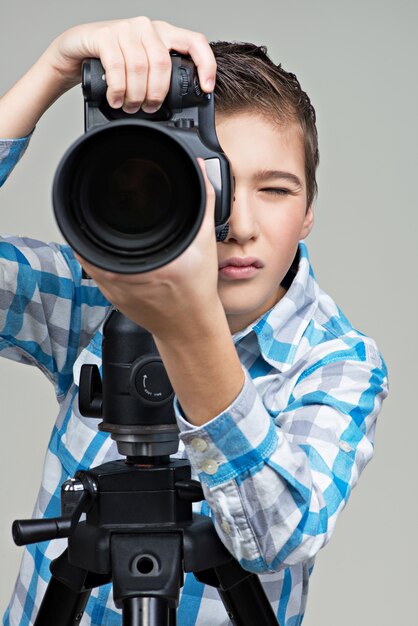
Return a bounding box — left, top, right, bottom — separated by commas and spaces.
53, 55, 232, 273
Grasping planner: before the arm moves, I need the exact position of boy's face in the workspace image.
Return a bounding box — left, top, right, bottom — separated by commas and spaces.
215, 112, 314, 333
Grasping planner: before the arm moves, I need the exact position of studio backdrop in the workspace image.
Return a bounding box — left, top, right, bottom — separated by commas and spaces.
0, 2, 416, 625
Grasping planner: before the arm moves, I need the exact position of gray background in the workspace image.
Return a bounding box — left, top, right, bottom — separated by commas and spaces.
0, 1, 416, 624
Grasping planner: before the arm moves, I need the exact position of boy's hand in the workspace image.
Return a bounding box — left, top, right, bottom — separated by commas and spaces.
74, 159, 221, 341
49, 17, 217, 112
0, 17, 216, 138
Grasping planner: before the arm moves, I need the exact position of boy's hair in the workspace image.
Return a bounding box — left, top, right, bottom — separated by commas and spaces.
211, 41, 319, 209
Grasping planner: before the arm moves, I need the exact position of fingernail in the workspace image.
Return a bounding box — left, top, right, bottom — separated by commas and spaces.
141, 104, 160, 114
111, 98, 123, 109
123, 105, 141, 114
205, 79, 215, 92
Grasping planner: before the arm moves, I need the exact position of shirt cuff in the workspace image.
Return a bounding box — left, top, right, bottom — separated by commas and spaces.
174, 369, 278, 487
0, 132, 33, 187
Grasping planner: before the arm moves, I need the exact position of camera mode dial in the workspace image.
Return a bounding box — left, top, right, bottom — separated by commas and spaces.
179, 68, 190, 96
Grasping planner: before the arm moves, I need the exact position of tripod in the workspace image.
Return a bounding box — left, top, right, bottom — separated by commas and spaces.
13, 311, 279, 626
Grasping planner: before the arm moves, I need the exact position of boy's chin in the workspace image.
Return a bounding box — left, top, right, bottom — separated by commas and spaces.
221, 296, 265, 327
220, 285, 284, 329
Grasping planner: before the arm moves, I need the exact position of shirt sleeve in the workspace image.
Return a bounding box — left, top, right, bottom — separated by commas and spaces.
175, 339, 388, 574
0, 236, 110, 398
0, 135, 32, 186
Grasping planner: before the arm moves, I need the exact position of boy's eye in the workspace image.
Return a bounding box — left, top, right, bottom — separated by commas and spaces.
260, 188, 291, 196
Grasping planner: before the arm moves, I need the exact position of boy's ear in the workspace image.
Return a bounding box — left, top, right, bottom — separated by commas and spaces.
300, 205, 314, 239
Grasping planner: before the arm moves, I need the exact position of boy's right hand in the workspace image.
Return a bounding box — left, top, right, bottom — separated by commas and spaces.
0, 17, 216, 138
48, 17, 217, 113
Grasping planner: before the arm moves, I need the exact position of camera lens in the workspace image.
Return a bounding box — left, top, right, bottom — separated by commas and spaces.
101, 158, 172, 236
53, 121, 205, 273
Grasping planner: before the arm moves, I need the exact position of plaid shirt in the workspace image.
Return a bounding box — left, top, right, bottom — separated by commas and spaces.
1, 137, 388, 626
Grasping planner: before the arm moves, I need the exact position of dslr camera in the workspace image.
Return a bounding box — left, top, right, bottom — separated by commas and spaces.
53, 55, 232, 273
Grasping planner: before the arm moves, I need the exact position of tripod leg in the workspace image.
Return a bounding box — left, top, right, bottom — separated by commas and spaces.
195, 560, 279, 626
216, 575, 279, 626
122, 597, 175, 626
33, 548, 111, 626
34, 576, 91, 626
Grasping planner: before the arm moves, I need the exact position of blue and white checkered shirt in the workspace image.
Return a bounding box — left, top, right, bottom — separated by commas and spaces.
1, 137, 388, 626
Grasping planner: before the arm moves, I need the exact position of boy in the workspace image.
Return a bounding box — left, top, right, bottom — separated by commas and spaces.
0, 16, 388, 626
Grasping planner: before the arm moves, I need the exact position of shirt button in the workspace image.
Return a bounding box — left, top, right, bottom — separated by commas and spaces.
339, 440, 352, 453
191, 437, 208, 452
220, 521, 231, 534
201, 459, 218, 475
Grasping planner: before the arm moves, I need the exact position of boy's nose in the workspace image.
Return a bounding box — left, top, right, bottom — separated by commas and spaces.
224, 193, 260, 244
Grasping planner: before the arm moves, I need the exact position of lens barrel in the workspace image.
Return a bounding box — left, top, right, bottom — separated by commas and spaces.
53, 120, 205, 273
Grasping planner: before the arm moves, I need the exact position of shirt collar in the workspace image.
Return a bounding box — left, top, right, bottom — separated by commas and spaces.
233, 242, 319, 372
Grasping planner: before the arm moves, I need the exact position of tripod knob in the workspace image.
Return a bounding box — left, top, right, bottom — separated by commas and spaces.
176, 479, 204, 502
79, 364, 103, 417
130, 355, 174, 405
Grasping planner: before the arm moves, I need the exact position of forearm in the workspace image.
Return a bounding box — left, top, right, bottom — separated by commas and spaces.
154, 300, 245, 426
0, 43, 77, 139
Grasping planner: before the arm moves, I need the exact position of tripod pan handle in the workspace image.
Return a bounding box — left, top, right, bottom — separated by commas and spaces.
12, 517, 72, 546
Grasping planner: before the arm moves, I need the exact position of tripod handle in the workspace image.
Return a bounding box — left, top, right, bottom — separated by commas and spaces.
12, 517, 72, 546
13, 484, 92, 546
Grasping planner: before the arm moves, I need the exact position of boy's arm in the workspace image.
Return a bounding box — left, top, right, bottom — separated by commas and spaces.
0, 51, 71, 140
0, 136, 31, 187
0, 16, 218, 392
0, 237, 111, 397
177, 346, 388, 572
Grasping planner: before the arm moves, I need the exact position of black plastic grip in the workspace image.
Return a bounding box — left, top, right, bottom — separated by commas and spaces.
82, 55, 206, 109
82, 59, 107, 104
12, 517, 72, 546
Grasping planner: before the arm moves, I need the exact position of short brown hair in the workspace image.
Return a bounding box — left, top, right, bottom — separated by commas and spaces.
211, 41, 319, 209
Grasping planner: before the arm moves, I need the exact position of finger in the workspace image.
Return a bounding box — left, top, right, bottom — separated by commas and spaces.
117, 25, 149, 113
94, 27, 127, 109
140, 30, 172, 113
154, 22, 217, 93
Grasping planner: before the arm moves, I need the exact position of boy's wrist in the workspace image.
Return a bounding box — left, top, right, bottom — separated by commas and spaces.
153, 300, 245, 426
38, 39, 82, 96
151, 296, 224, 344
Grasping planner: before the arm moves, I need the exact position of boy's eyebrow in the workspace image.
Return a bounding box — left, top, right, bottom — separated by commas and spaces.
252, 170, 303, 187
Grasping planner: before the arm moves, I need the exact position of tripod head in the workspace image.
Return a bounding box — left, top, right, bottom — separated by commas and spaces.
80, 309, 179, 460
12, 310, 192, 549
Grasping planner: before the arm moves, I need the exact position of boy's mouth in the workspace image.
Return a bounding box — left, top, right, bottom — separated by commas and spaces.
218, 257, 264, 279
